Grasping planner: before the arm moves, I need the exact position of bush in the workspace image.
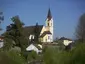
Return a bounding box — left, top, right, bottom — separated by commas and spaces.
68, 43, 85, 64
0, 50, 26, 64
27, 51, 39, 62
42, 43, 85, 64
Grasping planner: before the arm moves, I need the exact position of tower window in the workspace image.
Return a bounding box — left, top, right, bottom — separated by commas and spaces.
48, 23, 49, 26
46, 39, 47, 42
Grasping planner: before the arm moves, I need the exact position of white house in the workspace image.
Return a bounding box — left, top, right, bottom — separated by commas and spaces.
26, 44, 42, 54
0, 40, 3, 48
63, 40, 73, 46
0, 36, 4, 48
59, 37, 73, 46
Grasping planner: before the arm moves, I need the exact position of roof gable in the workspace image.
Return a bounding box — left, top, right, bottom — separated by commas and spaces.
26, 44, 38, 51
59, 37, 72, 41
40, 31, 52, 37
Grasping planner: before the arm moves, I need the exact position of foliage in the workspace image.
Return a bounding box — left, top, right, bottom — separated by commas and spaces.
3, 16, 28, 51
57, 40, 65, 50
0, 11, 4, 30
42, 43, 85, 64
2, 16, 29, 60
76, 13, 85, 42
53, 37, 59, 43
0, 50, 26, 64
53, 37, 65, 50
68, 43, 85, 64
27, 51, 40, 63
3, 38, 14, 51
34, 23, 40, 43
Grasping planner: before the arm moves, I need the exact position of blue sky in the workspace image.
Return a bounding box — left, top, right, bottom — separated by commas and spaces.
0, 0, 85, 39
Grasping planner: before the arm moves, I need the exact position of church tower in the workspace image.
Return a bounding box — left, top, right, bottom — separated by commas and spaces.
46, 8, 53, 42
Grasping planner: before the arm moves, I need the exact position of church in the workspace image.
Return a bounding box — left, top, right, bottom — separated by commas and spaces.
24, 9, 53, 43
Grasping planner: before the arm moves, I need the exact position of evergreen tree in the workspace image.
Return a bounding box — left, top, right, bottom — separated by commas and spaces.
3, 16, 28, 59
34, 23, 40, 43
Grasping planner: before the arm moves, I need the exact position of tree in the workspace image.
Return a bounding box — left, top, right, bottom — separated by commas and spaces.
3, 16, 28, 59
0, 11, 4, 31
54, 37, 59, 43
34, 23, 40, 43
76, 13, 85, 43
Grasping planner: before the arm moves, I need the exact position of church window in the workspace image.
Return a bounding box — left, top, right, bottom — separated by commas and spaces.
48, 36, 50, 39
51, 23, 52, 26
46, 39, 47, 42
48, 23, 49, 26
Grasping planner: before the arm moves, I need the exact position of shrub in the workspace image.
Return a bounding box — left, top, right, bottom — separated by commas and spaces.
0, 50, 26, 64
42, 43, 85, 64
27, 51, 39, 63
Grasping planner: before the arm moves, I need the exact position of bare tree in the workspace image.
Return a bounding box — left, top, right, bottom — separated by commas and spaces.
76, 13, 85, 43
0, 11, 4, 31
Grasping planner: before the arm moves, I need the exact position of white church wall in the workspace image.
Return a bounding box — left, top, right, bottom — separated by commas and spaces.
40, 26, 46, 36
40, 9, 54, 43
45, 18, 53, 40
42, 34, 52, 43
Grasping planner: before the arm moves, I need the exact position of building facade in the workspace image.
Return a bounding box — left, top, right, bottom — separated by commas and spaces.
40, 9, 53, 43
24, 8, 53, 43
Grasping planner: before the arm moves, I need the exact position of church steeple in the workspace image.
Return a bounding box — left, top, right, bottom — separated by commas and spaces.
45, 8, 53, 42
47, 8, 52, 21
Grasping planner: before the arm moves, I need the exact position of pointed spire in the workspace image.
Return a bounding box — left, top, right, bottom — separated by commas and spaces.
47, 8, 52, 21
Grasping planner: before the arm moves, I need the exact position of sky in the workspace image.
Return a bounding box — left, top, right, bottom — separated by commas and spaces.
0, 0, 85, 39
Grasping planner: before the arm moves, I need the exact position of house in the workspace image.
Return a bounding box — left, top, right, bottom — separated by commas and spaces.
0, 40, 3, 48
24, 8, 53, 43
26, 44, 42, 54
0, 36, 4, 48
59, 37, 73, 46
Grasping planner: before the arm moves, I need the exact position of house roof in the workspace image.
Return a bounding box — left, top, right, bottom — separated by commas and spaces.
34, 44, 42, 50
23, 25, 43, 37
0, 36, 4, 41
0, 36, 4, 39
26, 44, 42, 53
26, 44, 38, 51
59, 37, 72, 41
40, 31, 52, 37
